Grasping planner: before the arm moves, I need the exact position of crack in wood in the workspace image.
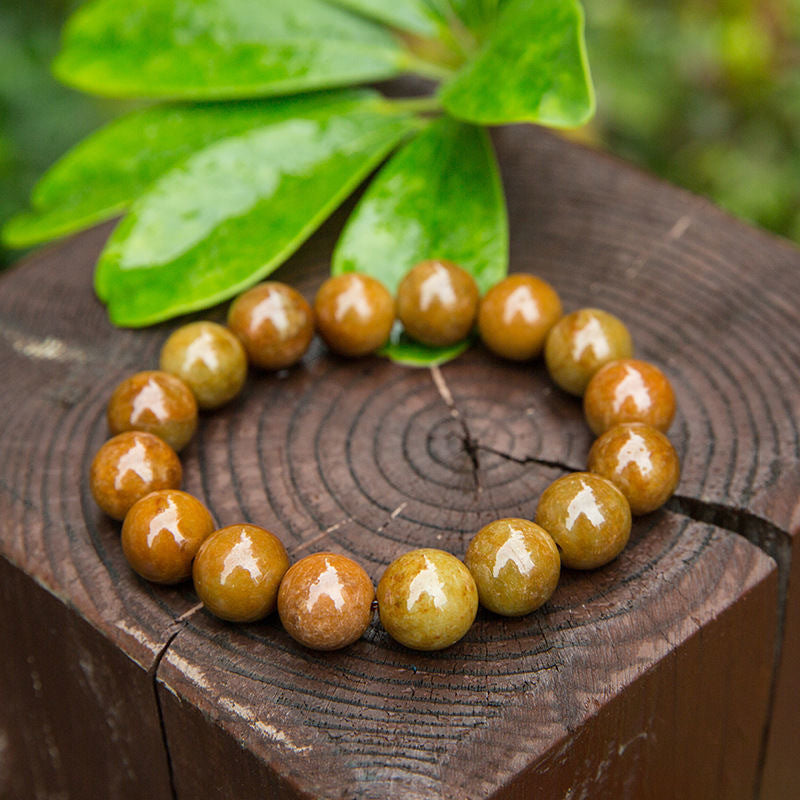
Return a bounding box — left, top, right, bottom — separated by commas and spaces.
429, 366, 481, 496
148, 602, 207, 800
149, 628, 181, 800
472, 442, 572, 474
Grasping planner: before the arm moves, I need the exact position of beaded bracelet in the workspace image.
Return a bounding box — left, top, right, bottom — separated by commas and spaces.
89, 259, 680, 652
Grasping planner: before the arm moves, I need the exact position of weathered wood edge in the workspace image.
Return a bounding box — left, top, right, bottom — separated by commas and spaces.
154, 516, 776, 799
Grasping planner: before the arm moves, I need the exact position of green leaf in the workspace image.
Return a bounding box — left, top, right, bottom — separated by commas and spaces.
441, 0, 595, 127
3, 91, 377, 250
327, 0, 441, 36
436, 0, 508, 34
0, 1, 116, 264
332, 115, 507, 365
379, 326, 472, 366
97, 96, 418, 326
333, 116, 507, 293
53, 0, 422, 100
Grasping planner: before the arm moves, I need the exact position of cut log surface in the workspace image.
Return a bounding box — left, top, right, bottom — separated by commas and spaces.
0, 125, 798, 800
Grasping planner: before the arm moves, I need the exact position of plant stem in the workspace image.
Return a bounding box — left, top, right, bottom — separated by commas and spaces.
427, 0, 480, 59
402, 55, 456, 81
389, 96, 444, 114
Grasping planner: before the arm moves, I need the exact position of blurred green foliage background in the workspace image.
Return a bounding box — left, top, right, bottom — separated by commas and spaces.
2, 0, 798, 268
585, 0, 800, 243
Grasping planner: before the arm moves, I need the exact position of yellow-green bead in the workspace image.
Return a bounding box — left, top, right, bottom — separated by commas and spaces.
377, 549, 478, 651
544, 309, 633, 396
465, 518, 560, 616
160, 321, 247, 410
536, 472, 632, 569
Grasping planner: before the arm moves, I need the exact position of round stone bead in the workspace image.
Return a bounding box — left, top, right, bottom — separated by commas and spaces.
465, 518, 560, 616
396, 260, 479, 347
377, 549, 478, 651
588, 423, 681, 515
193, 524, 290, 623
107, 371, 198, 452
535, 473, 632, 569
277, 553, 374, 650
313, 273, 395, 357
227, 282, 314, 370
90, 432, 182, 521
544, 309, 633, 396
584, 358, 676, 435
159, 321, 247, 410
121, 490, 215, 584
478, 274, 563, 361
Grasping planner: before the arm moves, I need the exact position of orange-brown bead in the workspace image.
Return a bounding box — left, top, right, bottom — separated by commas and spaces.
478, 274, 563, 361
90, 432, 182, 521
227, 282, 313, 370
544, 309, 633, 396
107, 370, 198, 452
192, 524, 290, 622
465, 518, 560, 616
584, 359, 676, 435
313, 273, 395, 357
588, 423, 681, 515
535, 473, 632, 569
277, 553, 374, 650
377, 549, 478, 651
160, 321, 248, 410
121, 490, 215, 584
396, 260, 479, 347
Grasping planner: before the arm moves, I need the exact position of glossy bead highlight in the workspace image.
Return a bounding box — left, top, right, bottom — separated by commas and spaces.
465, 518, 560, 615
584, 358, 676, 435
377, 549, 478, 651
278, 553, 375, 650
396, 260, 479, 347
160, 321, 247, 410
314, 273, 395, 357
588, 423, 681, 515
544, 308, 633, 396
193, 524, 290, 622
478, 274, 562, 360
90, 432, 182, 520
227, 282, 313, 370
107, 370, 198, 451
121, 490, 215, 583
535, 473, 632, 569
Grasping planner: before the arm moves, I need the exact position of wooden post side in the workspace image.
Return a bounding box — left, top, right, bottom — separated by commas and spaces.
496, 567, 778, 799
760, 480, 800, 799
0, 555, 173, 800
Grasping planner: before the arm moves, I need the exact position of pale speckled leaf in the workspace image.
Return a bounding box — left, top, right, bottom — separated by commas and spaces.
2, 90, 372, 250
97, 97, 418, 326
53, 0, 422, 100
441, 0, 594, 126
332, 115, 507, 366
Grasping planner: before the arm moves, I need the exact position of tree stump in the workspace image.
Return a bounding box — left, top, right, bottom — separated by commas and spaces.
1, 125, 798, 799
